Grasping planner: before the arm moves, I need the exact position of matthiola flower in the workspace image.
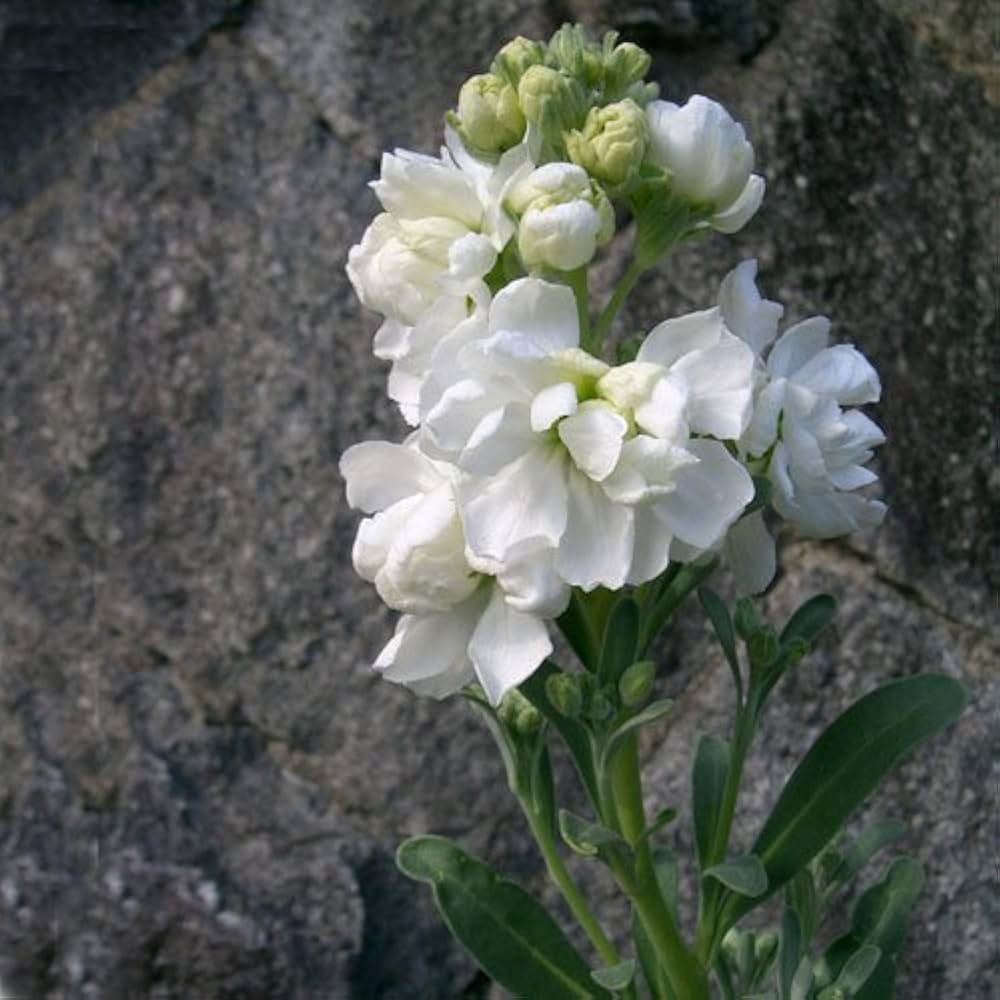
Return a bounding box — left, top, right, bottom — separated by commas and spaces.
340, 440, 568, 704
716, 260, 886, 589
645, 95, 764, 234
507, 162, 614, 271
422, 277, 756, 591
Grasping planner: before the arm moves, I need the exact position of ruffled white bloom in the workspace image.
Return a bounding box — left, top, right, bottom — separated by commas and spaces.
645, 95, 765, 234
507, 162, 614, 271
422, 277, 756, 591
716, 260, 886, 590
348, 129, 538, 423
340, 439, 568, 704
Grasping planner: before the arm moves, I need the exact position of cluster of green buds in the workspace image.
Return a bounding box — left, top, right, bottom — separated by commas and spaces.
450, 25, 657, 163
545, 657, 656, 723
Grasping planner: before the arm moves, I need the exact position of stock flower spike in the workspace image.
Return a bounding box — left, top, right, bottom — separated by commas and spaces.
342, 24, 964, 1000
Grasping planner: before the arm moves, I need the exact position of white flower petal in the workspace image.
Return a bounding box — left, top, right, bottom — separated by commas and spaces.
447, 232, 497, 281
637, 307, 723, 368
718, 259, 783, 355
373, 318, 412, 361
460, 444, 569, 562
724, 511, 776, 595
340, 441, 444, 513
792, 345, 881, 405
374, 599, 482, 698
634, 373, 689, 443
827, 464, 879, 490
469, 588, 553, 705
489, 276, 580, 353
555, 472, 634, 591
711, 173, 765, 234
461, 402, 535, 474
767, 316, 831, 378
531, 381, 579, 432
494, 539, 570, 618
651, 438, 754, 550
373, 149, 483, 228
425, 379, 493, 453
518, 200, 602, 271
742, 378, 787, 456
602, 436, 697, 505
626, 506, 673, 585
776, 489, 887, 538
557, 401, 628, 482
671, 333, 755, 440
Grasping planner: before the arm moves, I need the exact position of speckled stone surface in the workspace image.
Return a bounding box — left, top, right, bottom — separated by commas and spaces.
0, 1, 995, 997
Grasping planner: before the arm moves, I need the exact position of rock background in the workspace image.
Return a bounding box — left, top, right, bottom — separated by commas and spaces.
0, 1, 995, 997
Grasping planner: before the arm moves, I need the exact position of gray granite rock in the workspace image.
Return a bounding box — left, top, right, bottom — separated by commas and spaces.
0, 0, 995, 997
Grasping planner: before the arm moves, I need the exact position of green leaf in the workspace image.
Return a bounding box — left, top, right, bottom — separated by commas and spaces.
559, 809, 631, 862
639, 559, 718, 654
602, 699, 674, 765
785, 870, 819, 946
728, 674, 966, 923
521, 661, 601, 809
651, 846, 680, 917
633, 849, 681, 998
699, 588, 743, 703
828, 818, 906, 888
591, 958, 636, 991
558, 593, 601, 669
779, 594, 837, 649
639, 806, 678, 845
397, 836, 606, 999
704, 855, 769, 897
744, 476, 774, 516
598, 597, 639, 686
778, 908, 802, 1000
834, 944, 882, 992
851, 857, 925, 956
693, 734, 730, 869
789, 956, 814, 1000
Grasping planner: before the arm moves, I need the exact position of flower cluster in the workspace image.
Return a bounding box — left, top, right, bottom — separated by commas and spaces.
342, 26, 884, 706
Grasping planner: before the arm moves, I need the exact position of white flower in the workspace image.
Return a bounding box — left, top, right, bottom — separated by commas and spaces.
716, 261, 886, 588
645, 95, 765, 233
340, 439, 568, 704
507, 163, 614, 271
423, 277, 756, 591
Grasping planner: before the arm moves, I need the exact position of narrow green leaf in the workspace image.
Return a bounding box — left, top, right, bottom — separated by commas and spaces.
602, 699, 674, 765
704, 855, 769, 897
778, 908, 802, 1000
558, 593, 601, 669
598, 597, 640, 685
397, 836, 607, 999
828, 818, 906, 888
851, 857, 925, 956
786, 870, 819, 946
834, 944, 882, 992
699, 588, 743, 703
651, 846, 680, 917
729, 675, 966, 923
521, 661, 601, 809
591, 958, 636, 991
639, 806, 678, 845
559, 809, 630, 860
693, 734, 730, 869
639, 558, 718, 654
789, 956, 814, 1000
779, 594, 837, 648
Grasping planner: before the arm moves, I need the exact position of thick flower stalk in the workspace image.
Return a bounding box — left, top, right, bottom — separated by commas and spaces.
335, 24, 951, 1000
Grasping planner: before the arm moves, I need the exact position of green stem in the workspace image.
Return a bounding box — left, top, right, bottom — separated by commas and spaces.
695, 697, 760, 965
592, 261, 643, 349
525, 809, 623, 971
612, 734, 711, 1000
566, 267, 593, 352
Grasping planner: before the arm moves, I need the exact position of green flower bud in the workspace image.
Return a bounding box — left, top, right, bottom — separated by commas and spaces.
748, 626, 781, 670
604, 41, 651, 98
782, 636, 811, 666
817, 989, 846, 1000
721, 928, 754, 979
618, 659, 655, 708
587, 685, 615, 722
457, 73, 525, 155
492, 36, 546, 87
515, 704, 542, 735
498, 688, 534, 728
733, 597, 760, 640
545, 672, 583, 718
517, 65, 587, 143
565, 99, 649, 188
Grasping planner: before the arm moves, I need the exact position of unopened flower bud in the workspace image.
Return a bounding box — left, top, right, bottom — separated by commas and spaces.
734, 597, 760, 640
499, 688, 535, 728
457, 73, 526, 155
566, 99, 648, 188
604, 41, 651, 96
587, 685, 615, 722
517, 65, 586, 139
721, 928, 754, 979
748, 626, 781, 670
492, 36, 546, 86
515, 704, 542, 735
546, 672, 584, 718
618, 659, 655, 708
